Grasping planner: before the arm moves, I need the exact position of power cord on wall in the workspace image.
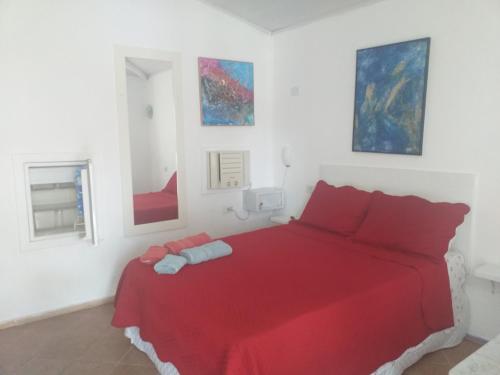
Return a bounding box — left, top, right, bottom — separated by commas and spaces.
227, 206, 250, 221
232, 181, 252, 221
281, 166, 289, 189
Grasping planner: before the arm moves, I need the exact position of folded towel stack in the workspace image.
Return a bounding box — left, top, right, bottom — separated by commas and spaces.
140, 233, 212, 265
180, 240, 232, 265
154, 254, 187, 275
140, 245, 168, 265
145, 235, 230, 275
164, 232, 212, 254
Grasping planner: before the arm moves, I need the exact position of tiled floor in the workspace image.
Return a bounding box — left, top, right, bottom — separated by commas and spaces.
0, 303, 482, 375
0, 304, 156, 375
404, 339, 482, 375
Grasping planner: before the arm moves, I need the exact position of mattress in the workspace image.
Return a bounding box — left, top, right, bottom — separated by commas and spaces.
113, 223, 462, 374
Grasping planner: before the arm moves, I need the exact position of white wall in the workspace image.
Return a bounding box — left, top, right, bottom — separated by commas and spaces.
148, 69, 177, 192
0, 0, 274, 324
127, 69, 178, 194
273, 0, 500, 339
127, 74, 153, 193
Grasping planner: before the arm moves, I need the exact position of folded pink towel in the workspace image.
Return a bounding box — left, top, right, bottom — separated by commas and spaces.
140, 245, 168, 265
164, 233, 212, 254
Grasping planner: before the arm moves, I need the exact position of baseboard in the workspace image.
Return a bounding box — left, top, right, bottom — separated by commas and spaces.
466, 334, 488, 345
0, 295, 115, 330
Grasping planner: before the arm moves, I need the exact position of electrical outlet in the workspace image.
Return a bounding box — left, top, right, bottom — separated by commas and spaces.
223, 206, 234, 214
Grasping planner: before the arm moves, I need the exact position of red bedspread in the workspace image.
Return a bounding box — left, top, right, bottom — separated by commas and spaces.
112, 222, 454, 375
133, 191, 178, 225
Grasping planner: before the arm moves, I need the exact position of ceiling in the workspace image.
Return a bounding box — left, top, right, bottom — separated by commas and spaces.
200, 0, 383, 32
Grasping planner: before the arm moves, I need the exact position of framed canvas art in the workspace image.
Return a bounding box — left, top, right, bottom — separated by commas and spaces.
198, 57, 254, 126
352, 38, 431, 155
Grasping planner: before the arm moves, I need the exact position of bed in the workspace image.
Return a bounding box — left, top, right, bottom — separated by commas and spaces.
113, 166, 475, 375
133, 172, 178, 225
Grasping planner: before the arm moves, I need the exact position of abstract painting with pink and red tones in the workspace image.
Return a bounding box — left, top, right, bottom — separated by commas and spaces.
198, 57, 254, 126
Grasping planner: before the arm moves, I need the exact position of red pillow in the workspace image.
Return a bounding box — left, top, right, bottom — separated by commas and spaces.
299, 180, 372, 236
162, 172, 177, 195
353, 191, 470, 260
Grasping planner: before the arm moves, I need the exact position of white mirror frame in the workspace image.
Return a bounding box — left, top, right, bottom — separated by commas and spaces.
114, 46, 187, 236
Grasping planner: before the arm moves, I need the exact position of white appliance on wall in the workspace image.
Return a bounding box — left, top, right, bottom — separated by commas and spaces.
281, 145, 291, 168
243, 188, 285, 212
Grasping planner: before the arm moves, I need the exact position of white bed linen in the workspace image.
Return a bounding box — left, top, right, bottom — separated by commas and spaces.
123, 250, 468, 375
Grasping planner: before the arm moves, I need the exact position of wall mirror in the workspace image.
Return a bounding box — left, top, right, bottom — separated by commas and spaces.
114, 46, 186, 236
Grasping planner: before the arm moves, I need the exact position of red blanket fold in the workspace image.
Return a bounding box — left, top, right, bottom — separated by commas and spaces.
112, 223, 453, 375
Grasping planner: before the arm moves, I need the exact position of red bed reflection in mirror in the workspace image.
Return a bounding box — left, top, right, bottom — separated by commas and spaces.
133, 172, 178, 225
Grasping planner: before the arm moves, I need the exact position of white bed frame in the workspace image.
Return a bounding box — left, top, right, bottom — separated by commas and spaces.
124, 165, 478, 375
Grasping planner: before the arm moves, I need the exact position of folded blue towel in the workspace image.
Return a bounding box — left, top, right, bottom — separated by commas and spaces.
180, 240, 232, 265
154, 254, 187, 274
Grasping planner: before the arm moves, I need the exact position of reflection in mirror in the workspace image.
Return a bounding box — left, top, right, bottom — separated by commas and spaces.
125, 57, 179, 225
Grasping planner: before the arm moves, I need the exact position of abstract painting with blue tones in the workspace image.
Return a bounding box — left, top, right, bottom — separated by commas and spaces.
352, 38, 430, 155
198, 57, 254, 126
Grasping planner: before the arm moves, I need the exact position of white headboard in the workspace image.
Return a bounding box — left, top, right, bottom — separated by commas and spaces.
319, 164, 477, 264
